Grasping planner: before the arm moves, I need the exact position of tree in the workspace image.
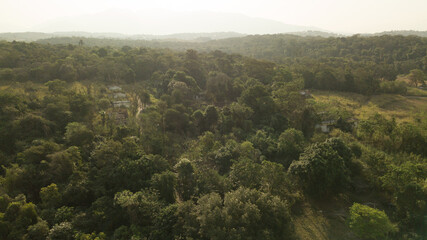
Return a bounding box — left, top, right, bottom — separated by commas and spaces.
45, 79, 66, 95
1, 198, 40, 240
229, 158, 262, 189
210, 139, 238, 175
206, 72, 234, 105
90, 140, 122, 168
204, 105, 218, 131
276, 128, 305, 168
193, 188, 293, 240
184, 49, 206, 89
243, 59, 275, 84
43, 99, 72, 132
380, 155, 427, 230
288, 138, 352, 196
348, 203, 396, 239
250, 130, 276, 160
47, 222, 74, 240
316, 69, 339, 91
13, 114, 54, 142
48, 147, 81, 183
191, 109, 205, 135
408, 69, 425, 87
175, 159, 195, 201
40, 183, 61, 208
151, 171, 176, 204
239, 84, 275, 124
68, 94, 94, 122
273, 67, 293, 83
164, 108, 189, 134
97, 48, 108, 58
114, 190, 161, 227
228, 102, 254, 133
64, 122, 94, 147
25, 220, 49, 240
150, 204, 179, 240
57, 63, 78, 82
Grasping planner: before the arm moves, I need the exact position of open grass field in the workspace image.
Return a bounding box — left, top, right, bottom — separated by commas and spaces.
311, 90, 427, 123
407, 87, 427, 97
293, 205, 358, 240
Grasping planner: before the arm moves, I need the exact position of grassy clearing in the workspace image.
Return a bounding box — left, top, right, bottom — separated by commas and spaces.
396, 74, 427, 96
293, 203, 358, 240
407, 87, 427, 97
311, 90, 427, 123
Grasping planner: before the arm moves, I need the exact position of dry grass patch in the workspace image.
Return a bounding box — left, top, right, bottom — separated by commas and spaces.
311, 90, 427, 123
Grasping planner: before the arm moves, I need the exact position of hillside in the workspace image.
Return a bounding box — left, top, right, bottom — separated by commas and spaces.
0, 39, 425, 240
33, 33, 427, 62
0, 31, 246, 42
311, 90, 427, 124
366, 30, 427, 37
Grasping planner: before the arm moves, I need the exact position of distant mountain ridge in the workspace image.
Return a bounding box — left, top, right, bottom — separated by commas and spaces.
0, 31, 246, 42
363, 30, 427, 37
25, 10, 323, 35
0, 30, 342, 43
3, 29, 427, 44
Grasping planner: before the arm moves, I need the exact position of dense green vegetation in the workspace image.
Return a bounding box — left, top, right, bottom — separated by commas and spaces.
35, 34, 427, 94
0, 37, 426, 240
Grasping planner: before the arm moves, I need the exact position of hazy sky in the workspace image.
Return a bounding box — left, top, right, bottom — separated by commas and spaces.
1, 0, 426, 33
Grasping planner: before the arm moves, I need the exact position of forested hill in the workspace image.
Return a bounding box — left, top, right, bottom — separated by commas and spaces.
34, 34, 427, 61
365, 30, 427, 37
0, 39, 426, 239
0, 31, 246, 42
31, 34, 427, 95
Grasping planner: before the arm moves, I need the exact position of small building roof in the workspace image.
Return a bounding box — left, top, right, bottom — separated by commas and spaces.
108, 86, 122, 91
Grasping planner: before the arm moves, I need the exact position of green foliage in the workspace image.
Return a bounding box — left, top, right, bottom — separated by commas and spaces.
206, 71, 238, 105
240, 84, 275, 124
0, 196, 42, 240
288, 138, 352, 196
54, 206, 74, 224
229, 158, 262, 189
25, 220, 49, 240
175, 159, 195, 201
114, 190, 161, 227
40, 183, 61, 208
380, 81, 407, 94
380, 154, 427, 231
64, 122, 94, 147
277, 128, 305, 167
250, 130, 276, 159
357, 114, 427, 156
191, 188, 293, 240
45, 79, 67, 95
68, 93, 95, 122
48, 147, 81, 182
149, 204, 179, 240
151, 171, 176, 204
348, 203, 397, 239
408, 69, 425, 87
47, 222, 74, 240
75, 231, 106, 240
91, 140, 122, 168
0, 38, 425, 239
13, 114, 54, 142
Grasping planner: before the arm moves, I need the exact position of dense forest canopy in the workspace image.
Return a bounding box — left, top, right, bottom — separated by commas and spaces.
33, 34, 427, 94
0, 36, 426, 240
